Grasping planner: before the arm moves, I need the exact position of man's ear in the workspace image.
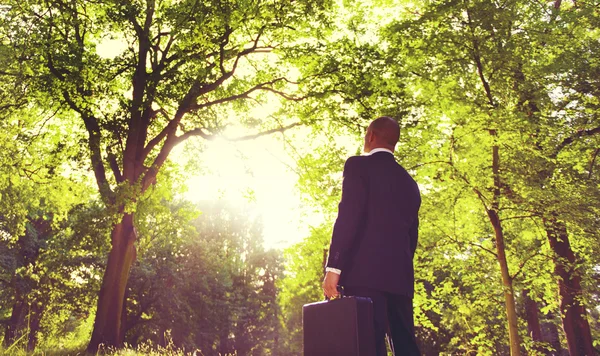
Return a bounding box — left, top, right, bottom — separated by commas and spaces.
367, 130, 375, 143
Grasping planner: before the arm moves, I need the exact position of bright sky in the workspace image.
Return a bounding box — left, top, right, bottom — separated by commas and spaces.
175, 128, 326, 250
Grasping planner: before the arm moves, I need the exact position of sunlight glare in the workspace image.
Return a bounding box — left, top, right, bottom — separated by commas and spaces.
180, 130, 323, 250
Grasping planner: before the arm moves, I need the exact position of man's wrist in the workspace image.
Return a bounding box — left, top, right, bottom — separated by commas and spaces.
325, 267, 342, 275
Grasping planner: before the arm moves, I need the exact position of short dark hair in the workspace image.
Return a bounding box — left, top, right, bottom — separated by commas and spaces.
370, 116, 400, 146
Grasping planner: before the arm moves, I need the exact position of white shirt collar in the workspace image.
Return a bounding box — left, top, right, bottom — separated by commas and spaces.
366, 148, 394, 156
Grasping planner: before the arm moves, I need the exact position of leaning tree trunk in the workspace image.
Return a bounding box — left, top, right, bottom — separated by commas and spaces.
542, 218, 594, 356
487, 209, 522, 356
484, 135, 521, 356
87, 213, 137, 352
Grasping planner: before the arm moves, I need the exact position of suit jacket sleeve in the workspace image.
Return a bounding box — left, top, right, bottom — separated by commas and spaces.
409, 216, 419, 258
326, 157, 367, 271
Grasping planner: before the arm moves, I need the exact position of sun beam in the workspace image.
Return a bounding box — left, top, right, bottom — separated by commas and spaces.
180, 131, 321, 250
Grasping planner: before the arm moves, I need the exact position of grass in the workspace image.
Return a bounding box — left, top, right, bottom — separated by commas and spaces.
0, 344, 238, 356
0, 321, 236, 356
0, 334, 237, 356
0, 316, 238, 356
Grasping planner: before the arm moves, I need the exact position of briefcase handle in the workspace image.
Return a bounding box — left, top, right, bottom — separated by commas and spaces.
325, 285, 345, 301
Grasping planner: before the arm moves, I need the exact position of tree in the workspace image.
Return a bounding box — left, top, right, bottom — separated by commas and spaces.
1, 0, 331, 349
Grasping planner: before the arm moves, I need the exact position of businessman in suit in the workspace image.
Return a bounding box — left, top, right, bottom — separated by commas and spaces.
322, 116, 421, 356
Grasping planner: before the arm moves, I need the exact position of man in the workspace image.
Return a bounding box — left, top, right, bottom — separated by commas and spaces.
322, 116, 421, 356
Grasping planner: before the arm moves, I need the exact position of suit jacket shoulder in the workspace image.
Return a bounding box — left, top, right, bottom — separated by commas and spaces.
343, 155, 369, 176
345, 155, 368, 166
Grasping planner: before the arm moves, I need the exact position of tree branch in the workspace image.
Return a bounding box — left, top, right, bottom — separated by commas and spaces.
259, 87, 305, 101
510, 250, 541, 280
195, 26, 271, 99
166, 25, 274, 129
80, 112, 114, 203
589, 148, 599, 179
162, 49, 219, 78
0, 70, 32, 79
47, 55, 68, 82
219, 26, 233, 74
0, 102, 26, 112
143, 0, 155, 34
552, 126, 600, 158
467, 240, 498, 257
500, 214, 539, 222
174, 121, 302, 145
407, 160, 453, 171
122, 0, 155, 182
553, 0, 562, 10
142, 42, 295, 163
434, 224, 498, 257
466, 9, 496, 108
190, 77, 299, 111
407, 159, 492, 209
107, 149, 123, 183
140, 109, 172, 160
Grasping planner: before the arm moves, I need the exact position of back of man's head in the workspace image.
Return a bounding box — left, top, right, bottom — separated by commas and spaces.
370, 116, 400, 147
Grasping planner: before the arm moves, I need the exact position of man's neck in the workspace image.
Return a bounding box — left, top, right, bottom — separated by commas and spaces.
366, 147, 394, 156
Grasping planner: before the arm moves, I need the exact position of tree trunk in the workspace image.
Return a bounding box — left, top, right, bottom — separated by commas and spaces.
486, 138, 521, 356
3, 218, 51, 350
4, 298, 44, 352
26, 302, 44, 351
487, 209, 521, 356
541, 312, 563, 355
219, 328, 230, 356
522, 289, 545, 354
87, 213, 137, 352
3, 297, 25, 347
542, 218, 594, 356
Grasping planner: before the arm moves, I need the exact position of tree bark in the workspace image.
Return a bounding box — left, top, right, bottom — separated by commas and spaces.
542, 218, 594, 356
87, 213, 137, 352
522, 289, 545, 354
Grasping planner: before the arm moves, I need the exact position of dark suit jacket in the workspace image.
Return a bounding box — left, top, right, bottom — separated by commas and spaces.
326, 151, 421, 297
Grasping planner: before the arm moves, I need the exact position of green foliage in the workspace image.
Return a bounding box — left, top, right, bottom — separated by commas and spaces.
125, 199, 282, 355
277, 224, 331, 355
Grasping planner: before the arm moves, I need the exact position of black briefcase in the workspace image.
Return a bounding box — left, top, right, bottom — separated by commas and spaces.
303, 296, 376, 356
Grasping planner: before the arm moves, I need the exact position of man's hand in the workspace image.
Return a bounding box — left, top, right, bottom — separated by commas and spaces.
322, 271, 341, 299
